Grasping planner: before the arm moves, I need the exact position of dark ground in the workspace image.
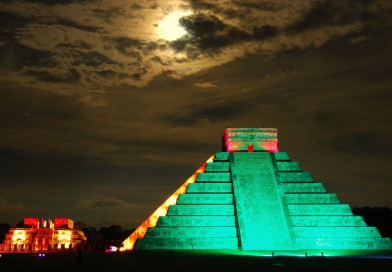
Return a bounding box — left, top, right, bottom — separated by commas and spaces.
0, 251, 391, 272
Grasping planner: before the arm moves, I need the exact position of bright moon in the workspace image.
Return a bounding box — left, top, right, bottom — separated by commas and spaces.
157, 10, 192, 41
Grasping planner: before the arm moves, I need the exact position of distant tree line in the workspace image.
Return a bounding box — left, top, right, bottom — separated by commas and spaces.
80, 224, 135, 251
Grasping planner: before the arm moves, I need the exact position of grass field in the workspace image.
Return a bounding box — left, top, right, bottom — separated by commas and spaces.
1, 251, 391, 272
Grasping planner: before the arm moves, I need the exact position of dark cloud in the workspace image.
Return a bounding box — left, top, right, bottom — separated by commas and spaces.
56, 19, 101, 32
0, 86, 84, 126
23, 67, 82, 83
0, 148, 91, 184
78, 195, 134, 208
173, 13, 277, 53
315, 112, 332, 125
0, 44, 51, 72
173, 13, 233, 52
0, 11, 30, 31
289, 0, 377, 33
103, 134, 209, 154
92, 7, 125, 24
188, 0, 282, 21
187, 0, 220, 11
23, 0, 95, 5
162, 98, 251, 127
180, 13, 225, 36
130, 3, 144, 10
193, 102, 249, 122
326, 132, 390, 157
232, 1, 282, 11
252, 25, 277, 40
0, 144, 199, 189
113, 37, 143, 59
162, 114, 197, 127
72, 51, 117, 66
0, 197, 26, 210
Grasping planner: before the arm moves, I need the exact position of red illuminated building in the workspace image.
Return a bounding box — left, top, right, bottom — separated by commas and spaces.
0, 218, 86, 252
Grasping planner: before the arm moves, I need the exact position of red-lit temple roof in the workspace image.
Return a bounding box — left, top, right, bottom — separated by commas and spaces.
223, 128, 278, 152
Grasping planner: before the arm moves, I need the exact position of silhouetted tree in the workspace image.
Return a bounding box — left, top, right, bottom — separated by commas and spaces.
15, 221, 25, 227
96, 225, 136, 249
74, 221, 87, 230
0, 223, 11, 243
121, 228, 135, 241
82, 227, 104, 251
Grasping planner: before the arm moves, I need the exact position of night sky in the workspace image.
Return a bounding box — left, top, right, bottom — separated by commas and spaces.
0, 0, 391, 228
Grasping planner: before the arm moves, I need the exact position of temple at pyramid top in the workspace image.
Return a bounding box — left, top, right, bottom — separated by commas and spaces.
122, 127, 392, 255
223, 128, 278, 152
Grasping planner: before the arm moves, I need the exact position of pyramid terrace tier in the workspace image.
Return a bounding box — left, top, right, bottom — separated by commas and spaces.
135, 237, 239, 250
156, 216, 236, 227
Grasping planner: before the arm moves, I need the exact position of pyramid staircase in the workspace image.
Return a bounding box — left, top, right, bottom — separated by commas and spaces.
123, 128, 392, 253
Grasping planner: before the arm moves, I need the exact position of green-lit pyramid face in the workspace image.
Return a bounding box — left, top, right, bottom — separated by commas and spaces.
122, 128, 392, 254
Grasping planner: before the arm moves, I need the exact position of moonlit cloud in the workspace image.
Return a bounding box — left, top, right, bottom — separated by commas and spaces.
194, 81, 218, 88
1, 0, 389, 91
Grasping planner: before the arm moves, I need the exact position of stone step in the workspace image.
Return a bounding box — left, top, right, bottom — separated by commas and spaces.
228, 134, 277, 139
145, 226, 238, 238
273, 152, 290, 161
288, 204, 352, 215
230, 152, 295, 250
279, 172, 313, 182
282, 183, 326, 193
167, 204, 235, 216
135, 237, 239, 250
186, 183, 233, 193
296, 237, 392, 250
293, 226, 381, 238
205, 162, 230, 172
177, 194, 233, 204
156, 215, 236, 227
226, 128, 277, 134
290, 216, 367, 227
196, 172, 231, 182
277, 161, 301, 171
214, 152, 229, 162
285, 194, 339, 204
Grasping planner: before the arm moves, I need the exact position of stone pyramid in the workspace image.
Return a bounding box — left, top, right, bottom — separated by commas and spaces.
122, 128, 392, 253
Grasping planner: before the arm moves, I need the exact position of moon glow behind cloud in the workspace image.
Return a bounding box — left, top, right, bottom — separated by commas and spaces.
157, 10, 192, 41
